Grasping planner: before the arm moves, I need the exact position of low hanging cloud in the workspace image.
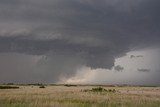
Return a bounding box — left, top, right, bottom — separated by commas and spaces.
130, 55, 143, 58
137, 69, 151, 72
0, 0, 160, 83
114, 65, 124, 72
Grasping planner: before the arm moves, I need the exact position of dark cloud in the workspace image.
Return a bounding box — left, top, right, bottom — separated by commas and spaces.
136, 55, 143, 58
130, 55, 136, 58
0, 53, 85, 83
114, 65, 124, 72
130, 55, 143, 58
0, 0, 160, 83
137, 69, 151, 72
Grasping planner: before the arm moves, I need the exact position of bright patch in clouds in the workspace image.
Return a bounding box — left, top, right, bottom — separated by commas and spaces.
65, 48, 160, 85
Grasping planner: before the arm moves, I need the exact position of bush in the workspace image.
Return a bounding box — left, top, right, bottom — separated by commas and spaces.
91, 87, 105, 92
7, 83, 14, 85
64, 84, 77, 87
108, 89, 116, 92
83, 87, 116, 93
39, 85, 45, 88
27, 83, 43, 86
0, 85, 19, 89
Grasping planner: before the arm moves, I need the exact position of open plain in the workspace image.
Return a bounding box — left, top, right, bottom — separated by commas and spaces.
0, 85, 160, 107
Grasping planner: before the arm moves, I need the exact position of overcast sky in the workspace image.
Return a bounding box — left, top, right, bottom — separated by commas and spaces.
0, 0, 160, 85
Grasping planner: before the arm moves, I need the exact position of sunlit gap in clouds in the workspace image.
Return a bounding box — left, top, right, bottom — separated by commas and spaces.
63, 48, 160, 85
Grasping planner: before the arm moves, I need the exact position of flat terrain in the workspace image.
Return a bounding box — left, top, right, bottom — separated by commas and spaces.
0, 85, 160, 107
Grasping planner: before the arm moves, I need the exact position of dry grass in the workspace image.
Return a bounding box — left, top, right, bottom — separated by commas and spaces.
0, 85, 160, 107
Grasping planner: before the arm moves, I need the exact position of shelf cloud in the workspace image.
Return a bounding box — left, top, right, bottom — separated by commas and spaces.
0, 0, 160, 83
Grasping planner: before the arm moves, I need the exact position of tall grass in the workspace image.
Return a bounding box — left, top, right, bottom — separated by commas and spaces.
0, 86, 160, 107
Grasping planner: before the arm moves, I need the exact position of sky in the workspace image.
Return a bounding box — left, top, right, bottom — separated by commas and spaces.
0, 0, 160, 85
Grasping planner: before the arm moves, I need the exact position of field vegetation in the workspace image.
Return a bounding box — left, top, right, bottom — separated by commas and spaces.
0, 85, 160, 107
0, 85, 19, 89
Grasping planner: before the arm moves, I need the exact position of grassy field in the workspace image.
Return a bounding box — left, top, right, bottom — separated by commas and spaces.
0, 85, 160, 107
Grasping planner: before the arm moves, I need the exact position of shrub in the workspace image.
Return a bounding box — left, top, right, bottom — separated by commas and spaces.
91, 87, 105, 92
112, 89, 116, 93
39, 85, 45, 88
83, 87, 116, 93
64, 84, 77, 87
0, 85, 19, 89
27, 83, 43, 86
106, 89, 116, 93
7, 83, 14, 85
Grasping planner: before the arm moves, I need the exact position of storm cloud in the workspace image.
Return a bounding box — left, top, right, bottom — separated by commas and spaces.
0, 0, 160, 83
114, 65, 124, 72
137, 69, 151, 72
130, 55, 143, 59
